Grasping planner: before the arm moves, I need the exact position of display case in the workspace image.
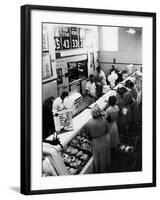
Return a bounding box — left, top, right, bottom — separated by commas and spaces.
42, 70, 142, 176
43, 126, 93, 176
61, 127, 93, 175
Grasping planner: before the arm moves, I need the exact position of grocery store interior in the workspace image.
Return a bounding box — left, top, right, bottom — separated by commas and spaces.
42, 23, 142, 176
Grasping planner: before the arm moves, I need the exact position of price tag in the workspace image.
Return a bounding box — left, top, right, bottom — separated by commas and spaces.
62, 37, 70, 49
71, 27, 79, 49
79, 28, 85, 48
79, 38, 84, 48
61, 27, 71, 50
71, 39, 79, 48
54, 37, 61, 50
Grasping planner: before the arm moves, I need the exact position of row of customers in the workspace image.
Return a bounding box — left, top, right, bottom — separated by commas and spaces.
85, 78, 142, 173
43, 75, 141, 138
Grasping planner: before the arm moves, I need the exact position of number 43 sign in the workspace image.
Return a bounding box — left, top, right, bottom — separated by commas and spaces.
54, 26, 81, 50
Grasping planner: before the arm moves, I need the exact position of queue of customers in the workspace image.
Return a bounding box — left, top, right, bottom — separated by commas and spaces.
85, 70, 141, 173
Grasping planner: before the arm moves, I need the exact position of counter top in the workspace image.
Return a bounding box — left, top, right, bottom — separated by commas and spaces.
45, 108, 92, 148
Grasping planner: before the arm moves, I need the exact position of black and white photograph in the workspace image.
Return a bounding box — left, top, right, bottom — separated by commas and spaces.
42, 23, 143, 176
20, 5, 156, 195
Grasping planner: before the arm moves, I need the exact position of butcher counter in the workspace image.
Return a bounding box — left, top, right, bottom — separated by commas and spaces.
42, 69, 142, 176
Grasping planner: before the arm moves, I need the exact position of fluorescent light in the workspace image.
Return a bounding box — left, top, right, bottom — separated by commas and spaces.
126, 28, 136, 34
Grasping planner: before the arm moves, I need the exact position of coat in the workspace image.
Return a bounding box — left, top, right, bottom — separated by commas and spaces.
85, 118, 110, 173
106, 105, 120, 148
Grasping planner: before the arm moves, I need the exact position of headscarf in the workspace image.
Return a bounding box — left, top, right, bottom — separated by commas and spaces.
91, 106, 101, 119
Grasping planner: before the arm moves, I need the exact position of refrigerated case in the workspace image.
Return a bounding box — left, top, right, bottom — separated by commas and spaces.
43, 108, 93, 176
43, 126, 94, 176
60, 127, 93, 175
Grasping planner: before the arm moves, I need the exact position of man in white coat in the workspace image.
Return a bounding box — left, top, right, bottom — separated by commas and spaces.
52, 91, 69, 112
94, 66, 107, 86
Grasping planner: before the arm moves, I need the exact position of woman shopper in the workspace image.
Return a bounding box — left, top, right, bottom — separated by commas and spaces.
125, 80, 138, 124
116, 87, 132, 135
105, 96, 120, 149
85, 106, 110, 173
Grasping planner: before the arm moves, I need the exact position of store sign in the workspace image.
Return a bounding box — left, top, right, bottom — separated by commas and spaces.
53, 110, 73, 132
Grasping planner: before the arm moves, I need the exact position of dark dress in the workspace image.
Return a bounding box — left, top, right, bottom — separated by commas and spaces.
117, 93, 132, 135
85, 118, 110, 173
130, 87, 138, 122
106, 105, 119, 148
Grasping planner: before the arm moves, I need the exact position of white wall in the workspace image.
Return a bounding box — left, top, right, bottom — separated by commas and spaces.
100, 27, 142, 64
99, 27, 142, 76
0, 1, 159, 200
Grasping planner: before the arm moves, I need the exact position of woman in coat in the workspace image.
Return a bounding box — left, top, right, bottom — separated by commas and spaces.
125, 80, 138, 123
116, 87, 132, 135
105, 96, 119, 149
85, 106, 110, 173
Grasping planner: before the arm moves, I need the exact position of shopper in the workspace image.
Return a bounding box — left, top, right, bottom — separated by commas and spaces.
125, 80, 138, 126
125, 80, 138, 101
117, 87, 132, 135
105, 96, 119, 149
85, 106, 110, 173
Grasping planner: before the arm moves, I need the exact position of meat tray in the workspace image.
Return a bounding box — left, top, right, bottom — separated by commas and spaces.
61, 128, 92, 175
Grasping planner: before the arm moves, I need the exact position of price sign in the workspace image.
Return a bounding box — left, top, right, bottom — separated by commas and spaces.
54, 27, 62, 51
54, 37, 62, 50
62, 37, 70, 49
71, 27, 79, 49
61, 27, 71, 50
79, 38, 84, 48
79, 28, 85, 48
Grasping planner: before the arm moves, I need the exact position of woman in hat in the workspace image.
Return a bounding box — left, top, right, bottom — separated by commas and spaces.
85, 106, 110, 173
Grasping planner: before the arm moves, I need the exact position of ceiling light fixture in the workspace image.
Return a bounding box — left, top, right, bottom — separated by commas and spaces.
126, 28, 136, 34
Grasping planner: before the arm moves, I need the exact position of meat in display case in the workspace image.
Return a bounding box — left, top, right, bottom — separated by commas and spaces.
42, 128, 93, 176
61, 129, 92, 175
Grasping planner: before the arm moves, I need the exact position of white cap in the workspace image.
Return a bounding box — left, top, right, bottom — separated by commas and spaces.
63, 97, 74, 109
